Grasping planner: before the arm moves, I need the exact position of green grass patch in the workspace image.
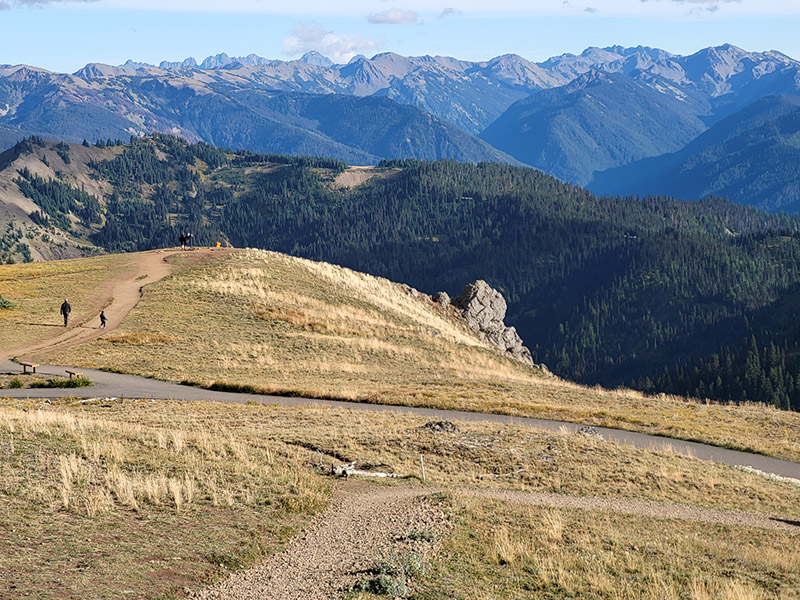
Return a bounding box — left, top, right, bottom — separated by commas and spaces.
30, 376, 93, 388
0, 293, 15, 309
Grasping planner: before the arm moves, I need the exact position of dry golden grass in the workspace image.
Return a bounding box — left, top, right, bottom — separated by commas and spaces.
100, 332, 183, 345
2, 396, 799, 599
0, 252, 141, 351
38, 248, 800, 463
422, 493, 800, 599
0, 398, 329, 600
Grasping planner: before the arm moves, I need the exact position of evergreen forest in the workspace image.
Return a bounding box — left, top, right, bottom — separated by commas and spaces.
13, 134, 800, 410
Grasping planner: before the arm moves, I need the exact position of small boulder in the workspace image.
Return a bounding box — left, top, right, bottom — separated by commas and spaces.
432, 291, 451, 307
420, 421, 460, 433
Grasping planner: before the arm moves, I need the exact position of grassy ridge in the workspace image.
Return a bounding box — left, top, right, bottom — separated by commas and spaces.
38, 248, 800, 462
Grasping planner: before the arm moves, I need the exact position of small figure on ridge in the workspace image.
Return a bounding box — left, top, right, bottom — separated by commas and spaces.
60, 298, 71, 327
99, 310, 107, 329
179, 232, 192, 251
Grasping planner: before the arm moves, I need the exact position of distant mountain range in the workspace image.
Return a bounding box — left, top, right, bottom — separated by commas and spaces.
3, 44, 800, 211
589, 95, 800, 213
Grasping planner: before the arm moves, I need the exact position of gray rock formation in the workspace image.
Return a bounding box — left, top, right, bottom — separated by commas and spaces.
452, 280, 534, 366
432, 291, 451, 307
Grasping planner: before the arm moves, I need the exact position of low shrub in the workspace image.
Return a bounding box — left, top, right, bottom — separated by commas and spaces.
0, 294, 15, 309
30, 377, 93, 389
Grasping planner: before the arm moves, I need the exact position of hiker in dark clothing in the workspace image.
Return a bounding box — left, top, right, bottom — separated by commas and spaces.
99, 310, 107, 329
60, 299, 71, 327
179, 232, 192, 250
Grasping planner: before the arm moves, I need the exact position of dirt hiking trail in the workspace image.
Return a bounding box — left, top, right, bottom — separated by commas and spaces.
4, 247, 227, 362
194, 479, 799, 600
195, 481, 447, 600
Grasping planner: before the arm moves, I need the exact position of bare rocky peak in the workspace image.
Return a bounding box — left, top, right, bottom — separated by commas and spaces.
299, 51, 334, 68
158, 57, 198, 70
199, 53, 232, 69
101, 45, 800, 105
480, 54, 561, 89
73, 63, 137, 79
450, 280, 534, 367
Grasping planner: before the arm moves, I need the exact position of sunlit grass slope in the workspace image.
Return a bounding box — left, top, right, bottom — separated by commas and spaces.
29, 248, 800, 462
1, 397, 798, 599
0, 252, 140, 351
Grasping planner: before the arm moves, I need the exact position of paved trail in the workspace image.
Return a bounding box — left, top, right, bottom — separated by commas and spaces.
3, 361, 799, 480
2, 248, 799, 599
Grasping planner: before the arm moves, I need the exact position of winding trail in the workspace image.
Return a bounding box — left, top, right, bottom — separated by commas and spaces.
3, 248, 182, 362
2, 245, 800, 481
191, 479, 798, 600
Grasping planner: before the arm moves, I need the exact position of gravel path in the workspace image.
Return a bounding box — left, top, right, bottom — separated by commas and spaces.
194, 481, 447, 600
191, 480, 798, 600
461, 487, 800, 532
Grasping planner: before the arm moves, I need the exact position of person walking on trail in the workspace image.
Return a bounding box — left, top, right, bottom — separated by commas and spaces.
99, 310, 107, 329
60, 299, 71, 327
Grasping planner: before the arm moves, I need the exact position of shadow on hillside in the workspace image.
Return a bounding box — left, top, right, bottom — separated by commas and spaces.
771, 517, 800, 528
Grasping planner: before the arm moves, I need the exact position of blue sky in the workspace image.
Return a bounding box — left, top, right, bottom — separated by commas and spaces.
2, 0, 800, 72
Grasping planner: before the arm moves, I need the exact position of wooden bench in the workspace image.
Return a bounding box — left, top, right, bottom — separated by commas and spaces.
65, 369, 83, 379
19, 361, 39, 374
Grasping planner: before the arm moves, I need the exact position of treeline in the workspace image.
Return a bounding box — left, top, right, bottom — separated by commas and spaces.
15, 167, 101, 230
643, 336, 800, 410
16, 135, 800, 410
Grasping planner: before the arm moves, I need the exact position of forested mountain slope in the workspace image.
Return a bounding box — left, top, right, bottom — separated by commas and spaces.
590, 95, 800, 213
3, 134, 800, 409
480, 70, 709, 185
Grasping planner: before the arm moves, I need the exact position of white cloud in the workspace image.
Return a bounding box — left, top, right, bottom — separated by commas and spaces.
438, 7, 462, 18
641, 0, 742, 14
366, 8, 420, 24
0, 0, 98, 6
17, 0, 800, 17
283, 22, 380, 63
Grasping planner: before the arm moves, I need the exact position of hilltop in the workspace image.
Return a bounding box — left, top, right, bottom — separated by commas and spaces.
5, 134, 800, 408
2, 245, 800, 599
2, 247, 798, 462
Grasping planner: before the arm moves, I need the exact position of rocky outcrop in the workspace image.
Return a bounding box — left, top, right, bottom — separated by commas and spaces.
451, 280, 534, 366
432, 291, 451, 307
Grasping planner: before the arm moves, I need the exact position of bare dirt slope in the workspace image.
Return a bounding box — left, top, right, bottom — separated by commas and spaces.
0, 141, 121, 260
332, 166, 401, 189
